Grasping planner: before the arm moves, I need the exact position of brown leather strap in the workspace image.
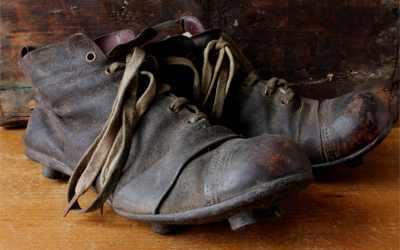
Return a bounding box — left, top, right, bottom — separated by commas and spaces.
95, 30, 136, 56
152, 16, 205, 37
107, 16, 205, 59
21, 16, 205, 61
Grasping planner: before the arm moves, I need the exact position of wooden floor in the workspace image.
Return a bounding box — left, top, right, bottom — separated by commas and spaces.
0, 126, 398, 250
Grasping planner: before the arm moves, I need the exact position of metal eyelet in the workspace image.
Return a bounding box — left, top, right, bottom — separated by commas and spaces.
27, 100, 38, 110
104, 67, 112, 75
169, 105, 177, 112
85, 51, 96, 63
187, 117, 197, 124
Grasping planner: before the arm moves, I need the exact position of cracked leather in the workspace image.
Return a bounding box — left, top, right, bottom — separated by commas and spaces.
146, 30, 394, 166
226, 82, 391, 165
20, 31, 311, 217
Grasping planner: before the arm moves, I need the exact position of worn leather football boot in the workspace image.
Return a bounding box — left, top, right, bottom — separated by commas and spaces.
0, 16, 205, 128
0, 85, 35, 128
20, 31, 312, 233
145, 29, 394, 168
289, 52, 399, 127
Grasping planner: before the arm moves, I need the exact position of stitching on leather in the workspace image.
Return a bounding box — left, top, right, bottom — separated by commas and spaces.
321, 123, 341, 162
317, 101, 329, 162
206, 152, 223, 205
295, 101, 304, 142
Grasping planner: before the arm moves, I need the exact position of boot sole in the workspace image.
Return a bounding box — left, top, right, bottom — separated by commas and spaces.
26, 146, 313, 232
113, 171, 312, 229
312, 116, 394, 168
26, 147, 73, 176
0, 115, 30, 128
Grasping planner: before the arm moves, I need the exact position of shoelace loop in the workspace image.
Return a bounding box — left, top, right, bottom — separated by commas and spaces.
261, 77, 296, 104
64, 47, 158, 216
169, 97, 207, 123
163, 34, 300, 118
65, 47, 208, 216
164, 36, 237, 120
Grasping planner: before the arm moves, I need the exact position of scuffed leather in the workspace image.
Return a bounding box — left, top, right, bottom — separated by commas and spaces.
21, 32, 311, 217
225, 82, 391, 165
145, 30, 393, 166
21, 33, 120, 171
318, 92, 391, 162
224, 82, 324, 164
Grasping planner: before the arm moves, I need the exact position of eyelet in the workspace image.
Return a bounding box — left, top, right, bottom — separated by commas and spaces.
105, 67, 112, 75
168, 105, 176, 112
188, 117, 196, 124
27, 100, 38, 110
85, 51, 96, 63
280, 99, 289, 105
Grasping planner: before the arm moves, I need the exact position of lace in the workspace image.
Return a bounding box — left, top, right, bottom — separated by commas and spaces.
163, 34, 296, 119
261, 77, 296, 104
163, 36, 237, 119
64, 47, 160, 215
64, 47, 206, 216
169, 96, 207, 123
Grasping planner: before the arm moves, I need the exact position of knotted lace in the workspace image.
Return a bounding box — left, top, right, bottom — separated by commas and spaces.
163, 36, 236, 119
261, 77, 296, 104
64, 46, 207, 216
163, 34, 295, 119
64, 47, 159, 215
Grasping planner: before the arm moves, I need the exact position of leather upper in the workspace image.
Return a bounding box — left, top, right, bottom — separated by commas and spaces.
21, 34, 120, 171
21, 32, 311, 215
225, 80, 391, 165
143, 30, 393, 166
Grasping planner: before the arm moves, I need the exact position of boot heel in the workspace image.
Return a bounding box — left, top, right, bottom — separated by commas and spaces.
42, 166, 66, 180
151, 223, 178, 235
347, 157, 363, 168
228, 210, 257, 231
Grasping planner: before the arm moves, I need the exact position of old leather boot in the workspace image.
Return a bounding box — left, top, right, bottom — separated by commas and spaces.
0, 85, 35, 128
289, 54, 399, 127
0, 16, 205, 128
146, 29, 394, 168
20, 31, 312, 233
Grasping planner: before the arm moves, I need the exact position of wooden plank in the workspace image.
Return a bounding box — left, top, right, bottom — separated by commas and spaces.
0, 0, 398, 85
0, 126, 398, 249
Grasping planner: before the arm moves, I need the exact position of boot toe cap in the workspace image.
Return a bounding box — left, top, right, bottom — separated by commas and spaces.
321, 92, 392, 161
208, 135, 312, 201
111, 135, 312, 216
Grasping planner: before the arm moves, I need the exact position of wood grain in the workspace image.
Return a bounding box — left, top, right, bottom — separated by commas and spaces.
0, 126, 398, 250
1, 0, 398, 85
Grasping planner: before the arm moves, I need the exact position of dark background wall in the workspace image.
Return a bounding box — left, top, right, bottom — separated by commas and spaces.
0, 0, 399, 97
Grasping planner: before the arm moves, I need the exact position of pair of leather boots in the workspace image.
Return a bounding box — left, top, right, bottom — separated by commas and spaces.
19, 17, 397, 234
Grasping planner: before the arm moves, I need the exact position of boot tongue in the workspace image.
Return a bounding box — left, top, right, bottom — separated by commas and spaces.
106, 28, 159, 59
144, 35, 198, 57
95, 30, 136, 57
105, 17, 207, 59
191, 29, 222, 48
94, 26, 184, 59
